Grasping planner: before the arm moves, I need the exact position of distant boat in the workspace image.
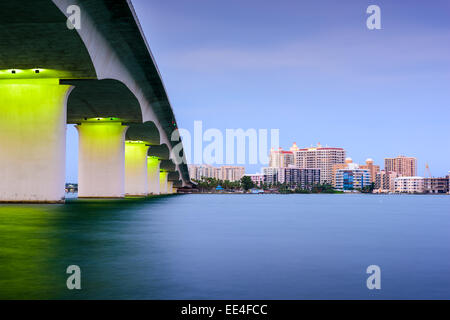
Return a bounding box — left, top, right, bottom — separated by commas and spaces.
250, 188, 264, 194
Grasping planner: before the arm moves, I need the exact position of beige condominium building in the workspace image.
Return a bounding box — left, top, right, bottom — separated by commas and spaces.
385, 155, 417, 177
188, 165, 245, 182
188, 164, 220, 180
294, 143, 346, 184
375, 170, 399, 193
219, 166, 245, 182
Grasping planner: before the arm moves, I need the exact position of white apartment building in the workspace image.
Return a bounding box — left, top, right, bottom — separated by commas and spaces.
245, 173, 264, 186
262, 167, 280, 184
394, 176, 425, 193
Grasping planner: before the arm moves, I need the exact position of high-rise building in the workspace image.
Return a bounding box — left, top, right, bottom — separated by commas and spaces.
359, 158, 380, 183
188, 164, 220, 180
375, 170, 399, 192
219, 166, 245, 181
262, 167, 280, 184
384, 156, 417, 177
394, 176, 424, 193
269, 147, 294, 168
278, 167, 320, 188
335, 168, 371, 191
262, 167, 320, 189
294, 143, 346, 184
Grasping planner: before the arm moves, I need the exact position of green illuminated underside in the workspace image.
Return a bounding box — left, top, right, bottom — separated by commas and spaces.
0, 69, 76, 80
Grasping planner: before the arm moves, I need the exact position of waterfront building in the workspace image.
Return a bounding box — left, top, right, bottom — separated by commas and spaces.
394, 176, 424, 193
188, 165, 245, 182
245, 173, 264, 187
332, 157, 354, 187
278, 167, 321, 189
269, 147, 294, 168
335, 168, 371, 191
423, 177, 449, 194
262, 167, 280, 184
188, 164, 220, 180
294, 143, 346, 184
375, 170, 399, 193
385, 155, 417, 177
219, 166, 245, 181
359, 158, 380, 183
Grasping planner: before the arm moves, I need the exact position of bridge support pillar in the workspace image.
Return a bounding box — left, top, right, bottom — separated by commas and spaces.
125, 142, 150, 196
147, 157, 161, 195
0, 79, 72, 203
167, 181, 174, 194
77, 121, 128, 198
159, 171, 169, 194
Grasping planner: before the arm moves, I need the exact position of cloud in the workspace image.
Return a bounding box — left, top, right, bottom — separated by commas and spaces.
160, 30, 450, 80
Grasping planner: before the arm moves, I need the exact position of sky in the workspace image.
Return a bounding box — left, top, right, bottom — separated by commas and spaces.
66, 0, 450, 181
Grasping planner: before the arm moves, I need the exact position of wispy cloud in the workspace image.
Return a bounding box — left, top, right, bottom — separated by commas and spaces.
161, 30, 450, 80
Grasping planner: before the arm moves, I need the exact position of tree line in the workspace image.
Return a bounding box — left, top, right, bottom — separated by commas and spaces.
192, 177, 374, 194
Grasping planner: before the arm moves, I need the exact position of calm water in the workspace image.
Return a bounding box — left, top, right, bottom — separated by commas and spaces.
0, 194, 449, 300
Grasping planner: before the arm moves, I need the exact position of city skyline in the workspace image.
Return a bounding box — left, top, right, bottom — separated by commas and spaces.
66, 0, 450, 182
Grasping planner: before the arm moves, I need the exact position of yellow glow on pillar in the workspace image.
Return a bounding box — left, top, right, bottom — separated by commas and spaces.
77, 121, 128, 198
147, 156, 160, 166
159, 171, 169, 194
0, 78, 72, 202
147, 156, 161, 195
125, 142, 150, 196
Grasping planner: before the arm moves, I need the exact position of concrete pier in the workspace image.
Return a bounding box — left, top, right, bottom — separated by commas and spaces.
0, 79, 72, 203
125, 141, 150, 196
147, 157, 161, 195
159, 171, 169, 194
77, 120, 128, 198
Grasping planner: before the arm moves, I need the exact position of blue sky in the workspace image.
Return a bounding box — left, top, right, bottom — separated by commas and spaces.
66, 0, 450, 181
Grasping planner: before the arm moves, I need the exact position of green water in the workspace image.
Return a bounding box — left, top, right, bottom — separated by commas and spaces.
0, 194, 449, 299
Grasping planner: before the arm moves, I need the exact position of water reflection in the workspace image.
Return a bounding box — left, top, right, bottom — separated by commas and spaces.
1, 194, 450, 299
0, 196, 176, 299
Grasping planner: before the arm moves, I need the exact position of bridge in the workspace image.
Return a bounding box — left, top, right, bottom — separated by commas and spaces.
0, 0, 192, 202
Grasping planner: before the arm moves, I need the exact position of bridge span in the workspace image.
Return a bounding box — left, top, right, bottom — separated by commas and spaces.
0, 0, 192, 202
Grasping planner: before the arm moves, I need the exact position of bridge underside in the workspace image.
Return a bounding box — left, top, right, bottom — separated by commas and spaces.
0, 0, 189, 202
